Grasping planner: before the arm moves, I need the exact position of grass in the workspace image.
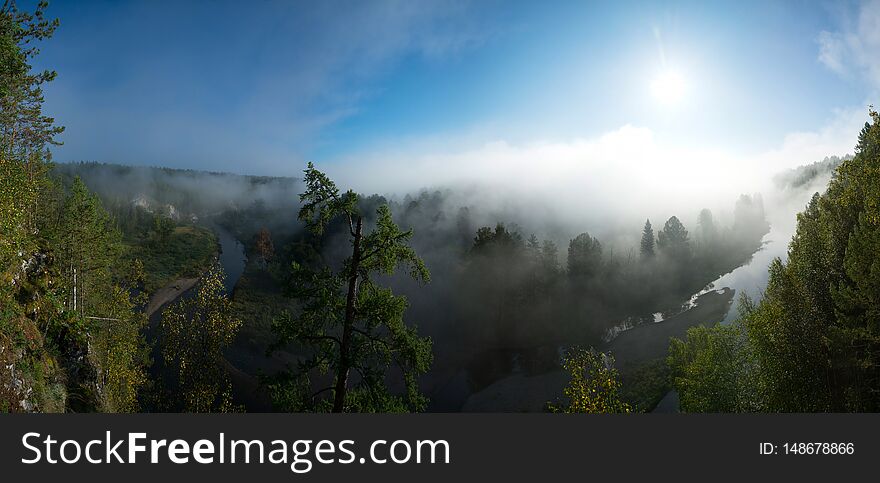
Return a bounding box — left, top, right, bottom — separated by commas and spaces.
123, 225, 218, 293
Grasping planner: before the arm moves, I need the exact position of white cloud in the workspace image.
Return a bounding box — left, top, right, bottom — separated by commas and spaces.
817, 0, 880, 88
328, 108, 867, 229
818, 31, 847, 74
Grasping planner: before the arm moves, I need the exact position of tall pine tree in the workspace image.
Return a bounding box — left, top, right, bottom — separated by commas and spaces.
268, 163, 432, 413
640, 219, 655, 259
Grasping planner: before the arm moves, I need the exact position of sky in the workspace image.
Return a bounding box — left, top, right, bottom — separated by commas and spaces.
32, 0, 880, 205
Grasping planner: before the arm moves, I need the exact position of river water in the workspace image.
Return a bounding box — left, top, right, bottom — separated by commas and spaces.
706, 182, 823, 325
213, 224, 247, 295
454, 184, 825, 412
651, 180, 830, 412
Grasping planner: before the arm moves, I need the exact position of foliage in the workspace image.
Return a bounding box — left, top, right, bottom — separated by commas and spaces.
667, 296, 763, 412
0, 0, 61, 278
657, 216, 690, 260
567, 232, 603, 280
669, 109, 880, 412
161, 263, 241, 412
268, 163, 432, 412
150, 215, 174, 246
548, 347, 631, 413
696, 209, 718, 248
0, 1, 69, 413
640, 219, 655, 259
619, 359, 671, 412
87, 284, 149, 412
126, 224, 216, 293
253, 227, 275, 266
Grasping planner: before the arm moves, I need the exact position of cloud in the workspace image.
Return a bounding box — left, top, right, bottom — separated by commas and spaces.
326, 107, 867, 229
753, 106, 867, 168
817, 0, 880, 88
818, 31, 848, 74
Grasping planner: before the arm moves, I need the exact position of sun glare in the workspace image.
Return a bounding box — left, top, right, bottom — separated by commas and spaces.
650, 70, 686, 106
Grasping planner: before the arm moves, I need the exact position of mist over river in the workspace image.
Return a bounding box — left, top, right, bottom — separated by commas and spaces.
711, 176, 829, 324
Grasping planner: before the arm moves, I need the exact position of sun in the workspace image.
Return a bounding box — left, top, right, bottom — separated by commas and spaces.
650, 70, 686, 106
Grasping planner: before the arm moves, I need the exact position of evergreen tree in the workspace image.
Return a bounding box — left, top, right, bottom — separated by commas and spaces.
657, 216, 690, 260
696, 209, 717, 247
540, 240, 560, 280
0, 1, 62, 231
472, 223, 523, 256
733, 194, 769, 237
54, 177, 122, 316
0, 0, 62, 282
268, 163, 432, 413
526, 233, 540, 261
460, 223, 534, 345
48, 177, 148, 412
639, 219, 655, 259
150, 214, 174, 246
567, 232, 602, 280
1, 2, 68, 413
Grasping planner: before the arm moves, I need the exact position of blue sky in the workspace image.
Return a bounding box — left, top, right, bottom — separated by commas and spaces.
33, 0, 880, 191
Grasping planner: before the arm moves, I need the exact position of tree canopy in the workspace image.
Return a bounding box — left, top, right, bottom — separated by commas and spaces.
670, 109, 880, 412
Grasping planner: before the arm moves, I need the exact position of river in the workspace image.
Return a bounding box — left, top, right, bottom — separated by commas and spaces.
651, 180, 831, 412
459, 180, 831, 412
213, 224, 247, 295
703, 182, 824, 325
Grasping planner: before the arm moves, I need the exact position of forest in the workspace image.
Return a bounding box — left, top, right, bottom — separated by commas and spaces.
3, 2, 880, 414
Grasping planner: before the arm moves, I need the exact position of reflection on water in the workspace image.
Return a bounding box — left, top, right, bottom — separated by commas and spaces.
602, 288, 729, 342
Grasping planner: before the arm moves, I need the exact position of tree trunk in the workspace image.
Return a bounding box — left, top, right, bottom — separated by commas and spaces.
333, 215, 363, 412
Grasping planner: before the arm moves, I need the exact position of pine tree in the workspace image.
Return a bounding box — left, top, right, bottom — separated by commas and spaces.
657, 216, 690, 260
526, 234, 540, 259
0, 1, 63, 235
0, 0, 62, 280
268, 163, 432, 413
567, 232, 602, 280
55, 177, 122, 315
697, 209, 717, 248
640, 219, 655, 259
1, 2, 68, 413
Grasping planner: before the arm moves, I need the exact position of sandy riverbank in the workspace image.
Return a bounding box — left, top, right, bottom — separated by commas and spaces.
145, 277, 200, 319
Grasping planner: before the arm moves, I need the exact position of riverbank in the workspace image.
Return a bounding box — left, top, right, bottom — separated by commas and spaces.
605, 287, 734, 364
145, 277, 200, 319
